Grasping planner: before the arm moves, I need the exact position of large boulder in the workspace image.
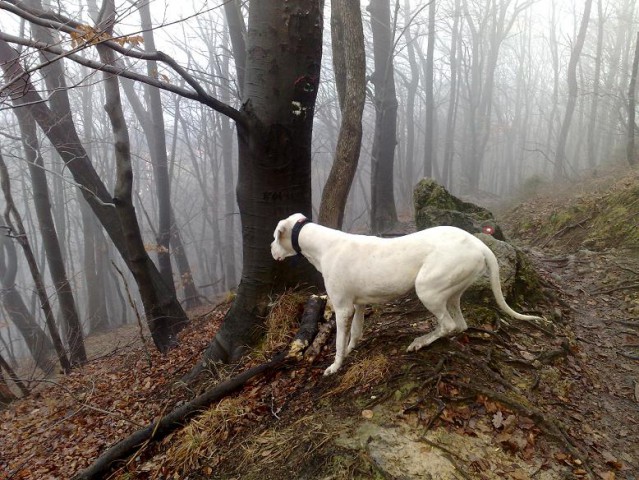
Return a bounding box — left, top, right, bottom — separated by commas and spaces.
413, 178, 506, 240
413, 179, 544, 307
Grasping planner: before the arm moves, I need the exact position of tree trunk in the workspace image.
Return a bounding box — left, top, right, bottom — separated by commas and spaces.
0, 232, 55, 374
22, 0, 87, 364
628, 31, 639, 166
423, 0, 436, 179
0, 36, 188, 353
79, 69, 110, 332
402, 0, 420, 205
369, 0, 398, 234
587, 0, 605, 169
554, 0, 593, 178
318, 0, 365, 229
0, 152, 71, 373
188, 0, 324, 378
217, 34, 239, 289
96, 2, 183, 351
13, 106, 87, 365
442, 0, 461, 190
136, 0, 176, 294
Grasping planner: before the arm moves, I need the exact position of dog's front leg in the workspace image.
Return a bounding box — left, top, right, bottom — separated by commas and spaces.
324, 305, 354, 376
346, 304, 365, 355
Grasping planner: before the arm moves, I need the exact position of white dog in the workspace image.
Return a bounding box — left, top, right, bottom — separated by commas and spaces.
271, 213, 545, 376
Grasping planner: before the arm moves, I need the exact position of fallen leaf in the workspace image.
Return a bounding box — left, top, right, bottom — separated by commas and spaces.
492, 410, 504, 429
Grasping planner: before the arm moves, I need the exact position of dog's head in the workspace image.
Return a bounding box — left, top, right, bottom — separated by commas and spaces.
271, 213, 307, 261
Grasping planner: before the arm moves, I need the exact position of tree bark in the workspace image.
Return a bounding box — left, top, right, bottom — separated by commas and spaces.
369, 0, 398, 234
554, 0, 593, 177
188, 0, 324, 379
318, 0, 365, 229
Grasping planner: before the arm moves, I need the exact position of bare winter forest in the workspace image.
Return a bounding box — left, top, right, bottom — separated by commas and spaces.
1, 0, 639, 478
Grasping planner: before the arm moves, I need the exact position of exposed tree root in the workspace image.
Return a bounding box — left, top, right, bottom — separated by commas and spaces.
72, 295, 327, 480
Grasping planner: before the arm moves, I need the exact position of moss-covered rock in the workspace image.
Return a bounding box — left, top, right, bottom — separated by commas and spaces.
413, 179, 505, 240
413, 179, 545, 309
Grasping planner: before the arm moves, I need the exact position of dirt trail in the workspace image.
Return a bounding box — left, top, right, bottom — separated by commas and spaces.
530, 248, 639, 478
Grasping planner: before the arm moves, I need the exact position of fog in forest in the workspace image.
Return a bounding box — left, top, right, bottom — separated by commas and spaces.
0, 0, 636, 371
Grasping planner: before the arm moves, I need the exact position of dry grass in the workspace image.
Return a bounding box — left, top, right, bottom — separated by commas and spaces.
258, 290, 307, 359
158, 396, 250, 475
236, 415, 334, 477
328, 353, 391, 396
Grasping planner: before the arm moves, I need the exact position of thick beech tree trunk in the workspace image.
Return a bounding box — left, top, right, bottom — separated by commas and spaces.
369, 0, 398, 234
318, 0, 365, 229
188, 0, 324, 378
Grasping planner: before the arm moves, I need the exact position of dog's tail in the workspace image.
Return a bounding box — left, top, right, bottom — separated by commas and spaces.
482, 244, 545, 322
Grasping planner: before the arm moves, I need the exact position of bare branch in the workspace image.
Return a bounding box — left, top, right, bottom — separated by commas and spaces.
0, 31, 246, 126
0, 1, 246, 126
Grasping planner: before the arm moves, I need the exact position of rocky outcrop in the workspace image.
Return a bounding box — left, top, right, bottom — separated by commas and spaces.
413, 178, 506, 240
414, 179, 544, 307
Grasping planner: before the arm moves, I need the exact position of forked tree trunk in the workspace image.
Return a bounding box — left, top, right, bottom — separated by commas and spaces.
318, 0, 365, 229
96, 1, 183, 351
188, 0, 324, 378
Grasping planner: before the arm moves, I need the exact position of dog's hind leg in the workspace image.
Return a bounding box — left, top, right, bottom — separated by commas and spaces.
447, 292, 467, 333
346, 304, 365, 355
324, 304, 355, 376
406, 296, 457, 352
407, 264, 464, 352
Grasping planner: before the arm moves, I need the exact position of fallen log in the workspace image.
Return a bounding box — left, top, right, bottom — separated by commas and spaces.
72, 294, 327, 480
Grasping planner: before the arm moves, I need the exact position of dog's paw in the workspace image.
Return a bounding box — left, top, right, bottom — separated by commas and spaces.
324, 364, 340, 376
406, 339, 425, 352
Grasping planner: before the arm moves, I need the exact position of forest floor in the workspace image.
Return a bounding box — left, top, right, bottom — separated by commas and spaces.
1, 166, 639, 480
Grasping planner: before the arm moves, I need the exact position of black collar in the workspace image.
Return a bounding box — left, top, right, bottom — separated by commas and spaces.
291, 218, 311, 254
